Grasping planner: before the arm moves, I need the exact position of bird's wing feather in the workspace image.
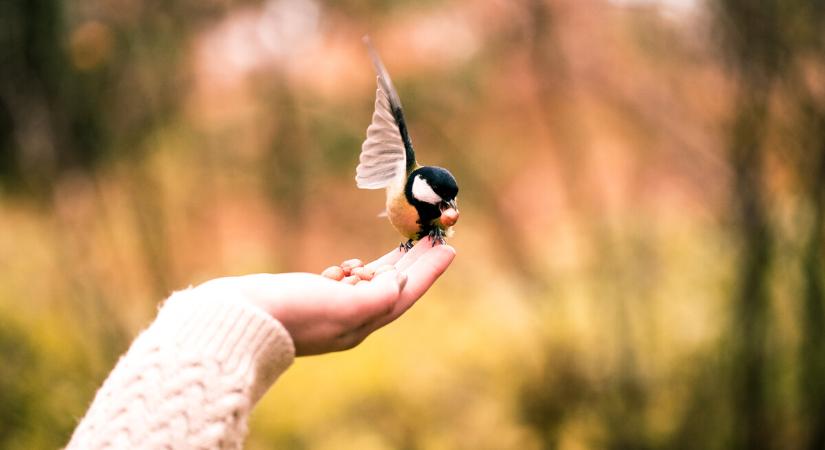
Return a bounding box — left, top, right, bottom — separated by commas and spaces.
356, 84, 407, 189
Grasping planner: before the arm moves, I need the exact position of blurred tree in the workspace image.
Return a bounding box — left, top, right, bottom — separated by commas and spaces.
713, 1, 825, 449
0, 0, 105, 195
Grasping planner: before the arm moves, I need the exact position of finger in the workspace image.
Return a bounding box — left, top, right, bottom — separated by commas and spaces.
399, 244, 455, 305
365, 247, 404, 270
341, 275, 360, 285
345, 269, 405, 324
366, 244, 455, 331
374, 264, 394, 276
394, 236, 437, 271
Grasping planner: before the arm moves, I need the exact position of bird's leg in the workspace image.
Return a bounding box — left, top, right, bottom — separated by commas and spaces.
428, 227, 446, 246
399, 239, 415, 252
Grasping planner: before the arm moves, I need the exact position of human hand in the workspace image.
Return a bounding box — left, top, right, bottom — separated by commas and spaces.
194, 238, 455, 356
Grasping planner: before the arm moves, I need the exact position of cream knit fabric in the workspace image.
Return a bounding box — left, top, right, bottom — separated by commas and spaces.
66, 287, 295, 449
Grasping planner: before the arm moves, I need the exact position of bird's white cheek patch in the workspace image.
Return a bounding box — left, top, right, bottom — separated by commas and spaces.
412, 175, 443, 204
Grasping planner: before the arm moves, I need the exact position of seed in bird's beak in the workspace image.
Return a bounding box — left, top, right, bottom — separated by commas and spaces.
440, 208, 459, 226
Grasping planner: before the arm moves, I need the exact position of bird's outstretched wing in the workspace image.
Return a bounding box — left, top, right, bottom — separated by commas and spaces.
356, 37, 416, 190
356, 84, 407, 189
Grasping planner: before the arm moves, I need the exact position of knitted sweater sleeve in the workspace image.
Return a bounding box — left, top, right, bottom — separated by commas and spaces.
65, 287, 295, 450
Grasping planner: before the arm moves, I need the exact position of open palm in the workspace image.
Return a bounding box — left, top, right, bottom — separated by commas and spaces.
196, 237, 455, 355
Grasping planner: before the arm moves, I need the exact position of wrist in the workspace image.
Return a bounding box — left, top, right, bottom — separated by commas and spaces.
159, 287, 296, 402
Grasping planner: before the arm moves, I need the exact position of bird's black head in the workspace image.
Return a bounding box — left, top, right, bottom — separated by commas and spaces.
404, 166, 459, 239
406, 166, 458, 207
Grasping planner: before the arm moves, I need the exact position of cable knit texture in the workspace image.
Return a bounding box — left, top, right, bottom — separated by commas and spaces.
66, 288, 295, 449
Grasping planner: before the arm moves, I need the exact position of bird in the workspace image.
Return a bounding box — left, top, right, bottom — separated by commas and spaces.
356, 37, 460, 251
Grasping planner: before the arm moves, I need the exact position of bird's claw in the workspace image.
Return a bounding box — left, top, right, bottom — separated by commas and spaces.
428, 228, 446, 246
400, 229, 445, 252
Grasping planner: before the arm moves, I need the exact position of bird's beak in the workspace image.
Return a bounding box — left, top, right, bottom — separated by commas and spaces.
440, 200, 459, 227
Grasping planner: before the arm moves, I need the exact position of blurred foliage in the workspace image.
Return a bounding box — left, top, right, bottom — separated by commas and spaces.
1, 0, 824, 449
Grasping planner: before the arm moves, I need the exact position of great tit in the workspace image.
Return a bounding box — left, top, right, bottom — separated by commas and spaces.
356, 37, 460, 251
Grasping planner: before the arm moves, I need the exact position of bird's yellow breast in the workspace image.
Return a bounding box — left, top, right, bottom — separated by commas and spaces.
383, 175, 419, 240
386, 189, 420, 240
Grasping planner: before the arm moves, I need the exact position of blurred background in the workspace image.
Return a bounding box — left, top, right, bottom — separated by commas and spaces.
1, 0, 824, 448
